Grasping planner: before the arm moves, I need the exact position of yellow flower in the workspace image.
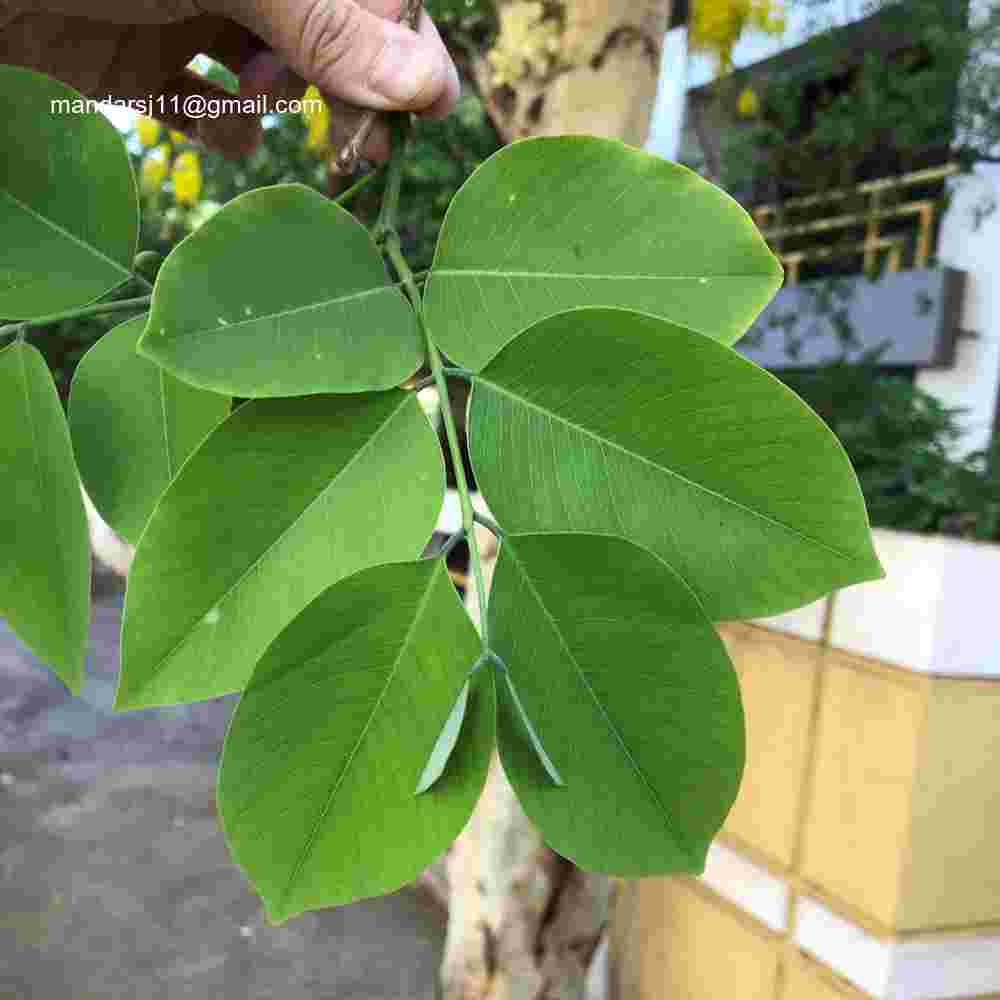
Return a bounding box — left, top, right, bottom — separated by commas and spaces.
136, 115, 162, 148
487, 1, 561, 87
140, 144, 171, 195
690, 0, 785, 75
737, 85, 761, 117
302, 85, 331, 153
172, 150, 203, 206
169, 129, 188, 146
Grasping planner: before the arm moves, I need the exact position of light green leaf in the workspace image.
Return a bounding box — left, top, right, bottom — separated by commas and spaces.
424, 136, 783, 371
138, 184, 423, 397
117, 390, 444, 709
491, 533, 744, 876
415, 678, 470, 795
69, 316, 231, 545
470, 308, 883, 621
218, 558, 493, 923
0, 342, 90, 691
0, 65, 137, 319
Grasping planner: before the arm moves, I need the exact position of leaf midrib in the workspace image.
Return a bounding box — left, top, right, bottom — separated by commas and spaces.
0, 189, 131, 281
505, 543, 698, 864
126, 393, 414, 699
477, 378, 862, 568
276, 562, 444, 913
152, 284, 400, 341
430, 269, 774, 281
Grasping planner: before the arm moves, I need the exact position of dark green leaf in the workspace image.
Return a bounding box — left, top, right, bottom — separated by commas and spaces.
139, 184, 423, 397
117, 391, 444, 709
218, 559, 493, 923
0, 342, 90, 691
69, 316, 231, 544
424, 136, 783, 371
0, 65, 137, 319
470, 308, 883, 620
491, 533, 744, 875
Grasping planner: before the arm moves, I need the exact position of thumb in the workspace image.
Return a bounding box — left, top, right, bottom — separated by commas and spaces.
222, 0, 454, 111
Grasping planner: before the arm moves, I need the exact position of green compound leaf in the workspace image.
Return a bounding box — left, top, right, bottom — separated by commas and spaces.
117, 391, 444, 710
69, 316, 231, 545
0, 65, 137, 319
491, 533, 744, 876
424, 136, 783, 371
0, 342, 90, 692
470, 308, 883, 621
139, 184, 423, 397
218, 558, 493, 923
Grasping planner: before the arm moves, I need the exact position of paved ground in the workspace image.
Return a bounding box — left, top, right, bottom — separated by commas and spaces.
0, 587, 446, 1000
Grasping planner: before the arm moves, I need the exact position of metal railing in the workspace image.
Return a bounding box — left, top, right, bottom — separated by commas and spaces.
751, 163, 959, 286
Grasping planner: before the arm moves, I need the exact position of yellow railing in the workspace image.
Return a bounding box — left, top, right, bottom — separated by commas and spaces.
751, 163, 959, 285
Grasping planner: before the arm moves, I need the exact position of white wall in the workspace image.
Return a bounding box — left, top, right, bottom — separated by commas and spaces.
917, 165, 1000, 457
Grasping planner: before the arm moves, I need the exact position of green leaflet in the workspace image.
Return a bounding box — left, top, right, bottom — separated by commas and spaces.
491, 533, 744, 876
117, 391, 444, 709
424, 135, 783, 371
69, 316, 231, 545
139, 184, 423, 397
0, 342, 90, 692
0, 65, 137, 319
218, 559, 493, 923
415, 678, 471, 795
470, 307, 883, 621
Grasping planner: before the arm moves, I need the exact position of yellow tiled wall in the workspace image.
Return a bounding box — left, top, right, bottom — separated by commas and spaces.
611, 606, 1000, 1000
612, 879, 781, 1000
800, 652, 926, 931
722, 626, 821, 871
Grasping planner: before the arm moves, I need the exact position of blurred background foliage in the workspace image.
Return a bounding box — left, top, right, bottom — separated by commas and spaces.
18, 0, 1000, 543
711, 0, 1000, 200
781, 360, 1000, 541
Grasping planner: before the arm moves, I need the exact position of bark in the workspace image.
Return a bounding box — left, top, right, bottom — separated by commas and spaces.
472, 0, 675, 145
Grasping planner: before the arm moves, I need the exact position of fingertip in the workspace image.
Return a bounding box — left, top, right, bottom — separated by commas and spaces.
421, 62, 460, 120
416, 10, 460, 118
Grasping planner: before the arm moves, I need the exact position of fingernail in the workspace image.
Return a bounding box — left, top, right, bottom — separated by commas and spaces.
369, 37, 440, 106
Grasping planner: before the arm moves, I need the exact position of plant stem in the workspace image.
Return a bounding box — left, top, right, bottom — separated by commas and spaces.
380, 118, 491, 649
0, 294, 152, 338
374, 136, 406, 245
334, 169, 378, 207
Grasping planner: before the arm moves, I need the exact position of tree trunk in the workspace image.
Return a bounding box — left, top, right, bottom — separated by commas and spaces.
472, 0, 674, 147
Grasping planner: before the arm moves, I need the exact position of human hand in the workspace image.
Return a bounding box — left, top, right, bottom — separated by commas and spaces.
0, 0, 459, 158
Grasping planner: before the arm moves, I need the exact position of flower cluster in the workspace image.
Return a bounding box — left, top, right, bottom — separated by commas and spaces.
135, 116, 202, 206
487, 2, 562, 87
689, 0, 786, 73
